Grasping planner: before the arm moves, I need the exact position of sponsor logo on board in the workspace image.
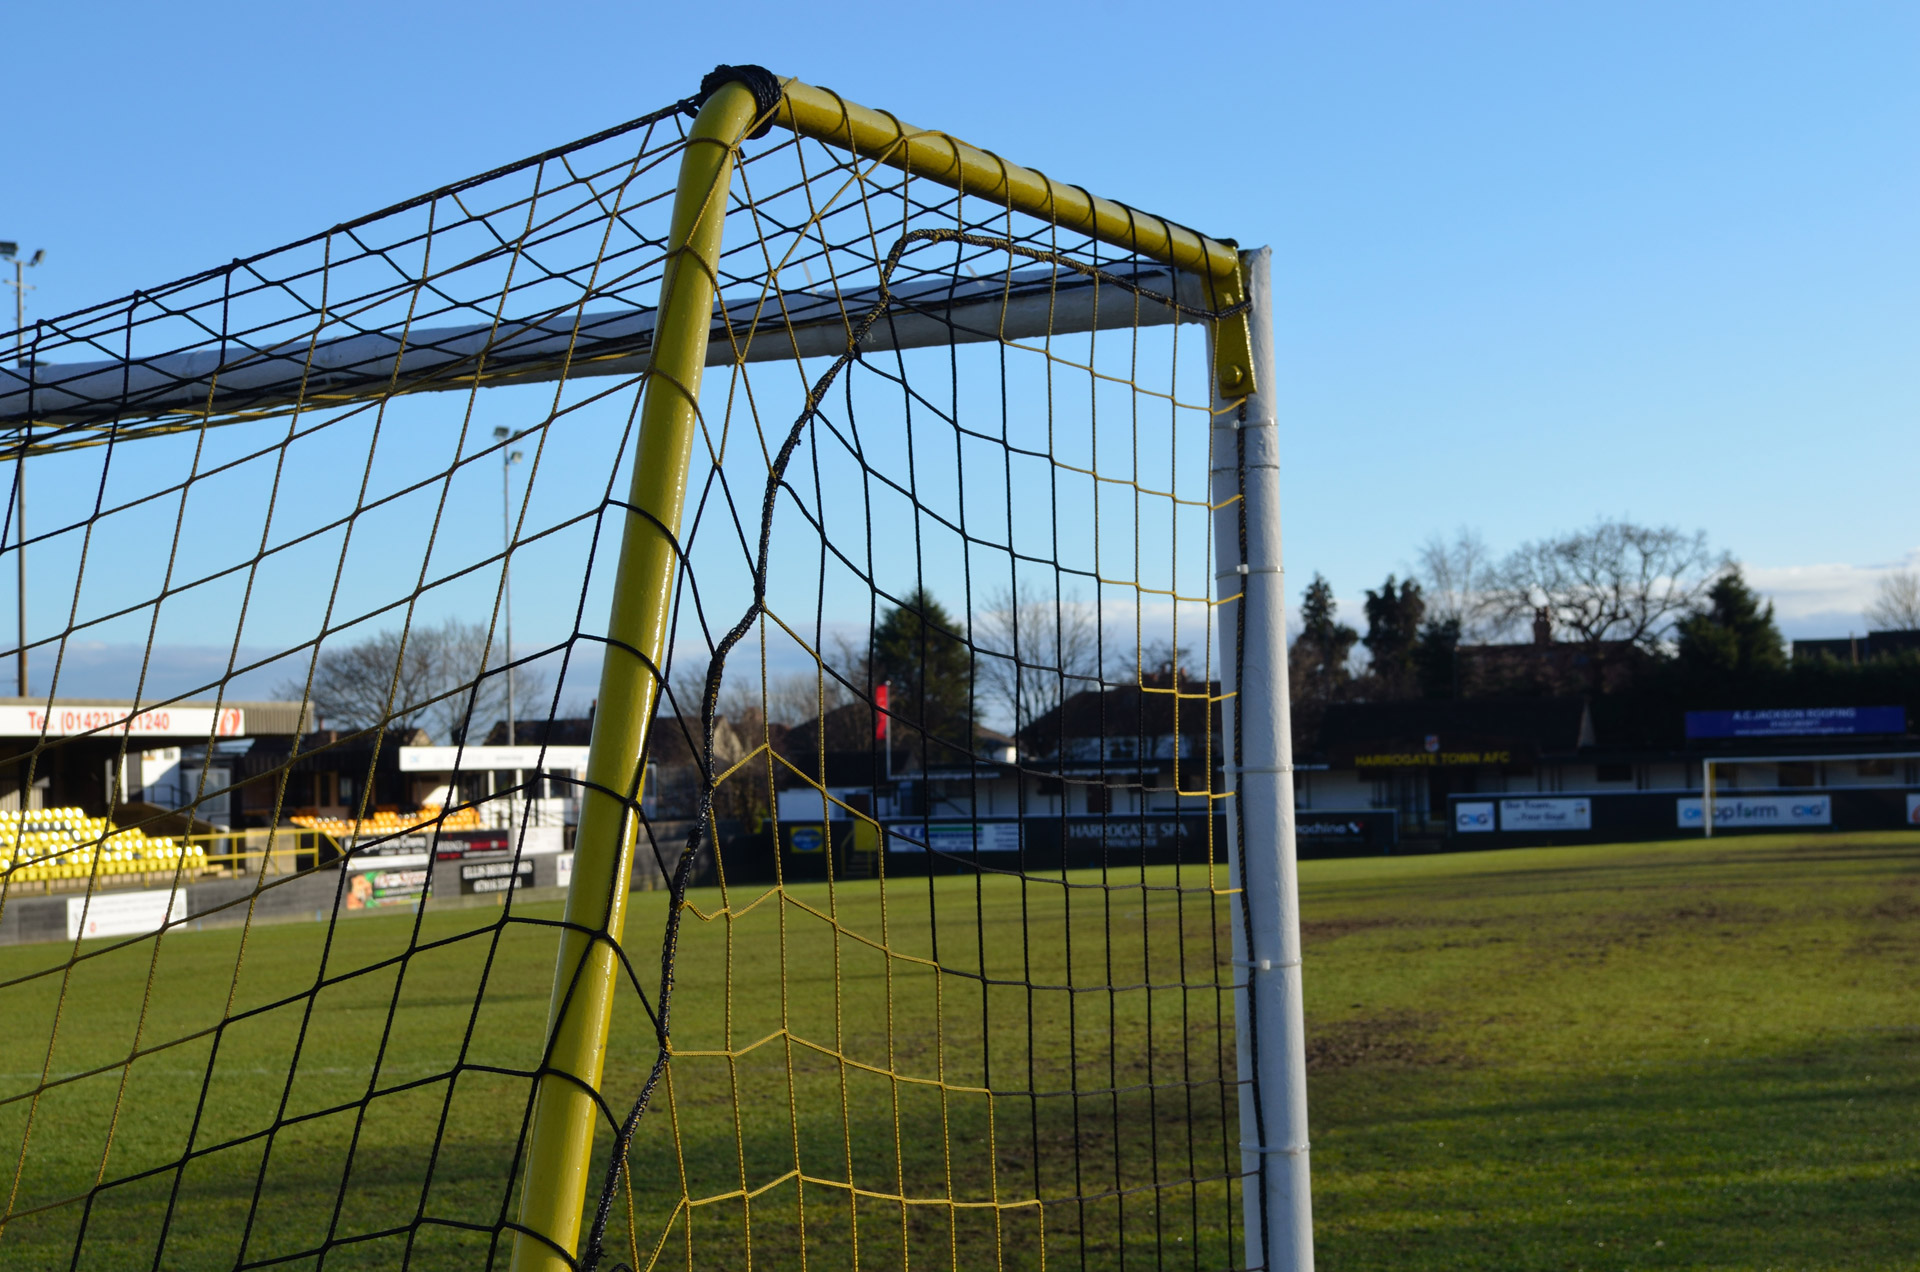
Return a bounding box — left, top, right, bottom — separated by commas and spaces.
1455, 802, 1495, 833
1500, 798, 1591, 832
1677, 795, 1831, 829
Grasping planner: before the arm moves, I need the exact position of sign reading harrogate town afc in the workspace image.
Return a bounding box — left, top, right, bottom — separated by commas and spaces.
1354, 747, 1513, 768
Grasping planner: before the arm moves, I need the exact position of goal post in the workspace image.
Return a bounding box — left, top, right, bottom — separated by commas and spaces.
511, 77, 764, 1272
0, 63, 1309, 1272
1210, 247, 1313, 1271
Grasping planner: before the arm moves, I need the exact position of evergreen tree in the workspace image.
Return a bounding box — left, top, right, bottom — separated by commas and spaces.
1414, 617, 1462, 699
1362, 574, 1426, 697
1292, 574, 1358, 699
871, 586, 975, 750
1676, 567, 1786, 679
1288, 574, 1358, 753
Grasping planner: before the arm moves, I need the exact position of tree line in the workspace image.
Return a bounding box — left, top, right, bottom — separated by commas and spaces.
292, 582, 1137, 748
289, 518, 1918, 752
1290, 517, 1920, 748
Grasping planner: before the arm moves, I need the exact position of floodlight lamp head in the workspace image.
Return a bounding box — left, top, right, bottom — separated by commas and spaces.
493, 426, 509, 441
0, 243, 16, 261
509, 450, 524, 464
28, 250, 43, 267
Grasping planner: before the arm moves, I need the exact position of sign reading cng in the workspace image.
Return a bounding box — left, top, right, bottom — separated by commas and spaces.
1455, 802, 1495, 833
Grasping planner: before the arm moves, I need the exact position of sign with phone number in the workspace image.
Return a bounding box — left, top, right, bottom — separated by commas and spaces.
0, 705, 245, 737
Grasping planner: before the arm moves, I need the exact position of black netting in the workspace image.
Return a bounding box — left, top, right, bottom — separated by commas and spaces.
0, 73, 1255, 1272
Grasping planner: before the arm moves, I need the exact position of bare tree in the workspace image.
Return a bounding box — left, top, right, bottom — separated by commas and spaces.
290, 617, 546, 743
1492, 520, 1724, 687
973, 583, 1104, 730
1416, 526, 1501, 641
1865, 566, 1920, 631
665, 662, 715, 726
757, 671, 843, 727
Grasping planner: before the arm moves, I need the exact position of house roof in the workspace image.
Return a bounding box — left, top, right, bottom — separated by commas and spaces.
1018, 673, 1220, 753
774, 702, 1005, 787
1317, 697, 1594, 761
487, 716, 593, 747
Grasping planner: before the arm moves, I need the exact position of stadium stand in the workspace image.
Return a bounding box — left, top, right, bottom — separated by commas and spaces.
288, 804, 485, 838
0, 806, 204, 884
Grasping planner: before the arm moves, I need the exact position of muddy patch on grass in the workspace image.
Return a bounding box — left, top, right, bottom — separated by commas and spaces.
1869, 890, 1920, 922
1306, 1011, 1459, 1073
1663, 898, 1776, 924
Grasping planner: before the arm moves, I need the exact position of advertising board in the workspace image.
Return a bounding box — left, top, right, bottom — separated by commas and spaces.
1500, 797, 1592, 832
1907, 793, 1920, 826
1684, 707, 1904, 739
397, 745, 591, 772
346, 865, 430, 910
1295, 810, 1398, 852
430, 826, 564, 861
342, 835, 433, 869
886, 821, 1023, 854
434, 833, 511, 860
1454, 802, 1495, 833
1677, 795, 1831, 829
0, 704, 244, 738
459, 859, 534, 894
67, 888, 187, 940
1060, 818, 1206, 853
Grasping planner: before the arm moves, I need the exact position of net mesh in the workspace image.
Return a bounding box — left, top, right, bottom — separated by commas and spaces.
0, 79, 1251, 1270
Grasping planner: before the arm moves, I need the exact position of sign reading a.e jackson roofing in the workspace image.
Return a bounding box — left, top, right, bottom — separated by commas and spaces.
1685, 706, 1905, 739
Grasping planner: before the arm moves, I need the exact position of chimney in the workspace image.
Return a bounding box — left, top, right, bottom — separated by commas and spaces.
1532, 607, 1552, 648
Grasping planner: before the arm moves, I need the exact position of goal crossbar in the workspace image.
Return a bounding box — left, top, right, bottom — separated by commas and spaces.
0, 264, 1201, 438
770, 73, 1256, 399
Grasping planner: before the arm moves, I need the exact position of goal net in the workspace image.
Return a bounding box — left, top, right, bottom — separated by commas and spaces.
0, 67, 1306, 1271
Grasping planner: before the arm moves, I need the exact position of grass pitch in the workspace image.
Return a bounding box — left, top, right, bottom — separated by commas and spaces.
0, 830, 1914, 1270
1298, 832, 1917, 1270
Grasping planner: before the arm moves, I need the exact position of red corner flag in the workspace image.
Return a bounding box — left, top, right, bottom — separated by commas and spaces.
874, 682, 889, 739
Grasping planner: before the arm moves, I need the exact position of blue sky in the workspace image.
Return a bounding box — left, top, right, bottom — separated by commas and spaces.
5, 0, 1915, 701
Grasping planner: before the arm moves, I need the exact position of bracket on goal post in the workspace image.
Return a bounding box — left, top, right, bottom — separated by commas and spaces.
769, 74, 1256, 401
